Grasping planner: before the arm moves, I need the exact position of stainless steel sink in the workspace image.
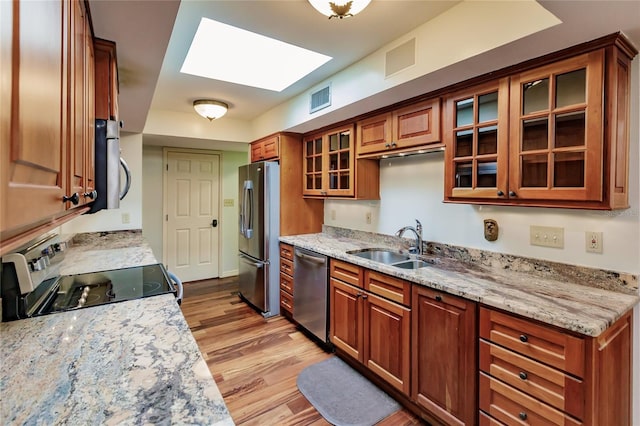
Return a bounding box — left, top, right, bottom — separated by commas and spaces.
347, 248, 410, 264
392, 260, 433, 269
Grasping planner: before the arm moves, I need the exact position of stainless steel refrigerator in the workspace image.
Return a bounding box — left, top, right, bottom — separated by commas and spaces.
238, 161, 280, 318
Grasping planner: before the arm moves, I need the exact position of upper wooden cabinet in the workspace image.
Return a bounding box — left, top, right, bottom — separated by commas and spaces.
1, 0, 96, 253
250, 134, 279, 163
303, 125, 379, 199
94, 38, 118, 121
445, 36, 636, 209
356, 98, 441, 157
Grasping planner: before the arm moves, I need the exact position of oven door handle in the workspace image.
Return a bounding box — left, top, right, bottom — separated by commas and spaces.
166, 271, 183, 305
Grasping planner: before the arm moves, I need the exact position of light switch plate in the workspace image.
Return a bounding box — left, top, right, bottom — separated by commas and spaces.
223, 199, 234, 207
530, 225, 564, 249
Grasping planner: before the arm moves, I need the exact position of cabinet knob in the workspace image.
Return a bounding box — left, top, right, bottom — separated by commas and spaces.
519, 371, 528, 380
391, 142, 397, 148
361, 293, 368, 300
385, 143, 391, 149
435, 295, 442, 302
509, 191, 517, 197
83, 190, 97, 200
62, 193, 80, 205
497, 190, 504, 196
519, 334, 528, 343
519, 412, 528, 421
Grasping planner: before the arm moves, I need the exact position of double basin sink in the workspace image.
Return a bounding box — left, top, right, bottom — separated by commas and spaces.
346, 248, 436, 269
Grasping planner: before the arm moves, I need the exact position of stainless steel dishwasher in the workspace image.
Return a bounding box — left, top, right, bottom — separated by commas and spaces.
293, 247, 328, 343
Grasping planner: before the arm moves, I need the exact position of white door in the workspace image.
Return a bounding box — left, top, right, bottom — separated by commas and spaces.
165, 151, 220, 282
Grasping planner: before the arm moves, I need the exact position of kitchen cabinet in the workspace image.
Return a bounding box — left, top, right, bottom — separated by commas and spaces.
329, 259, 411, 395
303, 125, 379, 199
279, 243, 294, 317
356, 98, 442, 157
250, 134, 279, 162
479, 306, 633, 425
1, 0, 95, 253
94, 38, 118, 120
445, 35, 636, 209
412, 285, 477, 426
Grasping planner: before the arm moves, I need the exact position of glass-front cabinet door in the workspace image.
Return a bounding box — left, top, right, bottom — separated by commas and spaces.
326, 125, 354, 196
509, 51, 604, 201
303, 133, 325, 196
444, 78, 509, 199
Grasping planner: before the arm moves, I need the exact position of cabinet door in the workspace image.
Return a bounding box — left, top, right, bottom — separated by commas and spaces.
329, 278, 363, 361
412, 286, 477, 426
392, 98, 441, 149
1, 0, 69, 234
509, 51, 604, 201
251, 134, 279, 162
444, 78, 510, 200
84, 20, 95, 199
326, 125, 355, 196
302, 133, 325, 196
363, 293, 411, 395
356, 112, 392, 156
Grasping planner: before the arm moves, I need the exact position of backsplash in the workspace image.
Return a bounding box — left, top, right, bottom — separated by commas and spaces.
323, 225, 639, 295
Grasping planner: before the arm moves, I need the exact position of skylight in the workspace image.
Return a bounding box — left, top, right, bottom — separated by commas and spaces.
181, 18, 332, 92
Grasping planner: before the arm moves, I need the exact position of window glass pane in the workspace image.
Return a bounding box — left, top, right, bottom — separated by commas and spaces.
314, 156, 322, 172
523, 78, 549, 114
477, 161, 497, 188
555, 111, 585, 148
455, 162, 472, 188
306, 176, 313, 189
477, 125, 498, 155
339, 152, 349, 170
329, 172, 337, 189
314, 176, 322, 189
329, 134, 338, 151
456, 98, 473, 127
329, 153, 337, 170
306, 157, 313, 172
554, 152, 584, 187
455, 130, 473, 157
478, 92, 498, 122
306, 141, 313, 156
315, 138, 322, 153
522, 117, 548, 151
340, 173, 350, 190
340, 132, 350, 149
521, 154, 548, 187
556, 68, 586, 108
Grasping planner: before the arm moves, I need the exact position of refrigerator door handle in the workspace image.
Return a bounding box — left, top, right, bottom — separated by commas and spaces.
295, 250, 327, 264
239, 253, 265, 268
243, 180, 254, 239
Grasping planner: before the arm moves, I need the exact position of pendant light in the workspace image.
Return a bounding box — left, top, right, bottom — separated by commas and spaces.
308, 0, 372, 19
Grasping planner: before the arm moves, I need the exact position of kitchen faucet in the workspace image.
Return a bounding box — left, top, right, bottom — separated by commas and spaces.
396, 219, 423, 255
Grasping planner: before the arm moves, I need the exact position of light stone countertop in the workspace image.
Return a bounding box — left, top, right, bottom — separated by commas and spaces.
0, 230, 235, 426
280, 231, 639, 337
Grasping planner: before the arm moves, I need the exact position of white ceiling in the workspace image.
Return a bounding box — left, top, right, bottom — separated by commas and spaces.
89, 1, 640, 138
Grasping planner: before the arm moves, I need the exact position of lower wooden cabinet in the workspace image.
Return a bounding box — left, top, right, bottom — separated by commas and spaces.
329, 277, 363, 360
412, 286, 477, 426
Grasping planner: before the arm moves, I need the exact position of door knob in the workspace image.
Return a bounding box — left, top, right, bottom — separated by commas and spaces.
62, 193, 80, 205
212, 219, 218, 227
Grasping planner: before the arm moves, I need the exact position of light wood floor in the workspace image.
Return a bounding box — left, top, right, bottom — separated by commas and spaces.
180, 277, 426, 426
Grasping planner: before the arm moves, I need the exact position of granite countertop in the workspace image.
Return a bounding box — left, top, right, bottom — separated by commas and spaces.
280, 231, 639, 337
1, 230, 235, 426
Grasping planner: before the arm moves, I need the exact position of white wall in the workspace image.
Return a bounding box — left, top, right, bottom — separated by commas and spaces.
61, 133, 143, 234
141, 145, 249, 278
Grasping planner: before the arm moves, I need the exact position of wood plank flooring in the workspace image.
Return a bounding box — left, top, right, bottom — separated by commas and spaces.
180, 277, 425, 426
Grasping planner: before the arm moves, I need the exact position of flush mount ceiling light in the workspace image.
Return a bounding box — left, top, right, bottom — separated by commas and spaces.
308, 0, 372, 19
193, 99, 228, 121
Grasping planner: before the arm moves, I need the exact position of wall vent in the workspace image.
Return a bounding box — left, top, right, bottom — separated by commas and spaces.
385, 38, 416, 78
310, 83, 331, 113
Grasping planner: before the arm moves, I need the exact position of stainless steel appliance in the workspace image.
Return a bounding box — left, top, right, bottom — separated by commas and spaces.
87, 119, 131, 214
293, 247, 329, 343
1, 234, 182, 322
238, 161, 280, 317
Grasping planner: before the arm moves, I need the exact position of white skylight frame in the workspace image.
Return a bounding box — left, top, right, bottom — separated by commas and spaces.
181, 18, 332, 92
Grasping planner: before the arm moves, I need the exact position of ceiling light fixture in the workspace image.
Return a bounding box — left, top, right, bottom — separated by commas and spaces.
308, 0, 371, 19
193, 99, 228, 121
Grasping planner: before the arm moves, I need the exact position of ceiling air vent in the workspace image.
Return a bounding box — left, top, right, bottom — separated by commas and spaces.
310, 83, 331, 114
385, 38, 416, 78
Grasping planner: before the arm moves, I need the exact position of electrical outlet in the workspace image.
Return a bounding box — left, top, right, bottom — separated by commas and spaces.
331, 209, 336, 220
586, 231, 603, 253
530, 225, 564, 248
365, 212, 372, 224
121, 212, 130, 224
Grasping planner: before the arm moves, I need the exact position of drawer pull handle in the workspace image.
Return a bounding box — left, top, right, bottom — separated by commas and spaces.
519, 412, 527, 420
519, 371, 528, 380
519, 334, 528, 343
435, 295, 442, 302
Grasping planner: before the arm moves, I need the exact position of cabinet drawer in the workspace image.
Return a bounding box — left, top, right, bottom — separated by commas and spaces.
479, 340, 584, 420
330, 259, 362, 287
280, 258, 293, 276
280, 272, 294, 294
479, 410, 506, 426
364, 270, 410, 305
280, 243, 294, 261
479, 307, 585, 377
280, 290, 293, 316
479, 373, 581, 426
